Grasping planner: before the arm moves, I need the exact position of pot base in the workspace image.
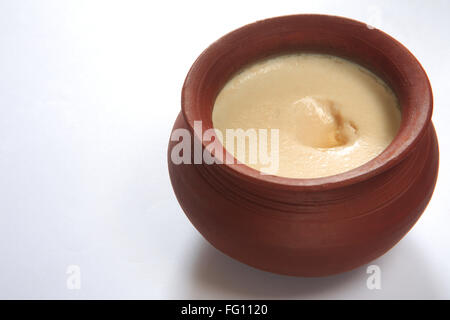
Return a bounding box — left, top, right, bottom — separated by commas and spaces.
168, 112, 439, 277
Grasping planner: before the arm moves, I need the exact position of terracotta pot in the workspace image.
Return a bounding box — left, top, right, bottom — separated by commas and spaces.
167, 15, 439, 277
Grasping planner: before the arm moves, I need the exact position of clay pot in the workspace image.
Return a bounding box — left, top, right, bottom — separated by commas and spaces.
167, 15, 439, 277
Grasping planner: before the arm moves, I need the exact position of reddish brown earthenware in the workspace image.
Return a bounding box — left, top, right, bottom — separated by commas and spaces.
168, 14, 439, 277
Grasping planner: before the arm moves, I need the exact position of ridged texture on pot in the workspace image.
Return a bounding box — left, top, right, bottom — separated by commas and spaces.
168, 113, 438, 276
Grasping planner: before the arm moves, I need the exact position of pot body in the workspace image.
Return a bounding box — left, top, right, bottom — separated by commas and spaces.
168, 112, 439, 277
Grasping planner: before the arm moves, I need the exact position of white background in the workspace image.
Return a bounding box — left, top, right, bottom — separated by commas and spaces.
0, 0, 449, 299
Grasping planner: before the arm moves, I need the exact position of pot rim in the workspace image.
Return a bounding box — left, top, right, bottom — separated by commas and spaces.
181, 14, 433, 191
